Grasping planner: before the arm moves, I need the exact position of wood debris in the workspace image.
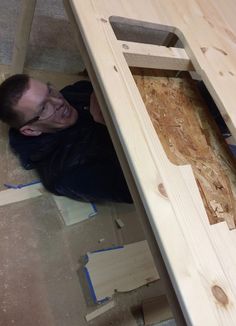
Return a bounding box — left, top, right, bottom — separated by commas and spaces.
115, 218, 125, 228
84, 240, 159, 303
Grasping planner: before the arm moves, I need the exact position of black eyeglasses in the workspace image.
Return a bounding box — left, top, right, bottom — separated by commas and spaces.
19, 83, 62, 128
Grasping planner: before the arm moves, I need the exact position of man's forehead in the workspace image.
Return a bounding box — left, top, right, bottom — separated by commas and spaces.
29, 78, 47, 91
16, 79, 48, 110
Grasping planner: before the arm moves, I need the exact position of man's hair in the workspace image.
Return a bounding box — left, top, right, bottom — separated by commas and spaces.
0, 74, 30, 128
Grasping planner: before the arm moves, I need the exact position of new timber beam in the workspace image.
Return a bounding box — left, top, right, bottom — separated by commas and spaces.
119, 40, 194, 71
11, 0, 37, 75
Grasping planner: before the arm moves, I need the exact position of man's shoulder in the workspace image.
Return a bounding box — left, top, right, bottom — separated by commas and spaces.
60, 80, 93, 95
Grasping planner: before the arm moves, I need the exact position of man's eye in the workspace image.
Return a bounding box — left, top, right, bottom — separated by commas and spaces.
40, 106, 46, 114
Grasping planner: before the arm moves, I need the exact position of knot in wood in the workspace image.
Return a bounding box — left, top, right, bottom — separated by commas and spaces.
158, 183, 168, 198
122, 43, 129, 50
211, 285, 229, 307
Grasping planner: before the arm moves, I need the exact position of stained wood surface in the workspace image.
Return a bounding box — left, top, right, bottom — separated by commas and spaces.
69, 1, 236, 324
133, 73, 236, 229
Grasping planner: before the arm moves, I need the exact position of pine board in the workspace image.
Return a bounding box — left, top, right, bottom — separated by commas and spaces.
68, 1, 236, 324
85, 240, 160, 302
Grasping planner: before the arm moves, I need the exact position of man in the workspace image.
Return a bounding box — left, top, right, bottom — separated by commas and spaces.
0, 74, 132, 203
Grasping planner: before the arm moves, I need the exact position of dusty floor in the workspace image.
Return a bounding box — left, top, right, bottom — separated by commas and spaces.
0, 194, 165, 326
0, 2, 169, 325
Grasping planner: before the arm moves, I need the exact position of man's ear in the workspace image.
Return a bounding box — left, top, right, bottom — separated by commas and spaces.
19, 125, 42, 136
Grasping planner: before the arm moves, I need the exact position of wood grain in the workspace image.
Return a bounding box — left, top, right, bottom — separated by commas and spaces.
68, 1, 236, 323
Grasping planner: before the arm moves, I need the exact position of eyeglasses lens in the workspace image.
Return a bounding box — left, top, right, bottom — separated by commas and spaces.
39, 85, 62, 120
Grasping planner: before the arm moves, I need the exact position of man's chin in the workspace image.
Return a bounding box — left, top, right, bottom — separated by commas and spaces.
58, 113, 78, 130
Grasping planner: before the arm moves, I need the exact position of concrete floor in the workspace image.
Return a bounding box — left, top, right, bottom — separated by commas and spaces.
0, 194, 165, 326
0, 2, 169, 325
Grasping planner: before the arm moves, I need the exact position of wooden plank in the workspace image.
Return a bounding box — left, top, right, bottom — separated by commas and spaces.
63, 3, 185, 323
0, 183, 43, 206
11, 0, 37, 75
67, 1, 236, 324
119, 41, 194, 71
85, 240, 160, 302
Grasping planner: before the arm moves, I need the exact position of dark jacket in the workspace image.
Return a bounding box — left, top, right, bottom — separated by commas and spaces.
9, 81, 132, 203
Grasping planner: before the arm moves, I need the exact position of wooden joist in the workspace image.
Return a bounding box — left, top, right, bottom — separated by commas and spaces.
119, 40, 194, 71
11, 0, 37, 75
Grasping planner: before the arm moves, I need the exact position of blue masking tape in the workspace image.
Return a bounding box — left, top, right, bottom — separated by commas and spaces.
84, 266, 110, 304
91, 245, 124, 254
91, 202, 97, 213
4, 180, 41, 189
84, 266, 98, 303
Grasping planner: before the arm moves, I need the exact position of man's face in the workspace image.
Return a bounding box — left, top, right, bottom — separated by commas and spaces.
15, 78, 78, 136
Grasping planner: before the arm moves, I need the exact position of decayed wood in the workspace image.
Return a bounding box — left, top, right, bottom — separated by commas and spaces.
133, 73, 236, 229
119, 40, 194, 71
11, 0, 37, 75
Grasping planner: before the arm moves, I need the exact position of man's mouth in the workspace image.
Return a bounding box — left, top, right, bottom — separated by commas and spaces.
61, 103, 71, 119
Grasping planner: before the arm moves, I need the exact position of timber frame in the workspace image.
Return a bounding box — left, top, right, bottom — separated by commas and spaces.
10, 0, 236, 325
